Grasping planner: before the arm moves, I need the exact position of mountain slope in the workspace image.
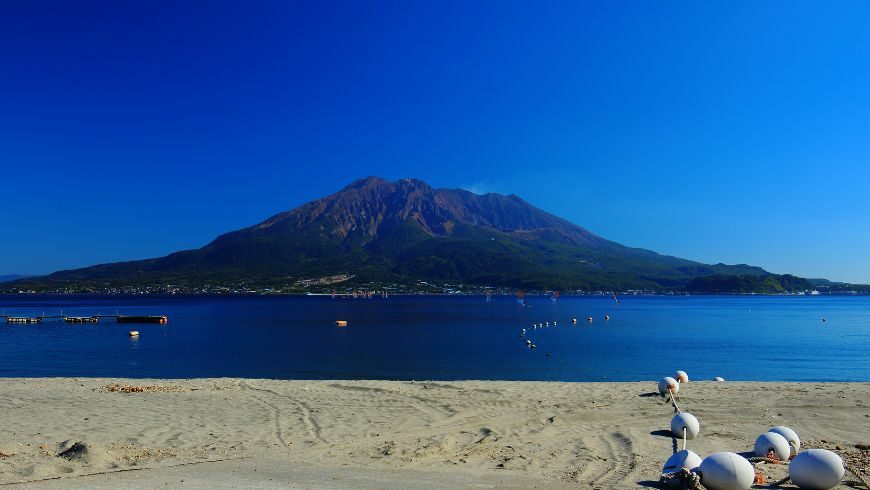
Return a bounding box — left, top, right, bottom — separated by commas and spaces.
9, 177, 779, 291
0, 274, 34, 283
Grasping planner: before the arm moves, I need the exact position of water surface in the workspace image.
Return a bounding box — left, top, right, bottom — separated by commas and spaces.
0, 295, 867, 381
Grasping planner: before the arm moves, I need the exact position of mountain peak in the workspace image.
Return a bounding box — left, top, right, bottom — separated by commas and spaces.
341, 176, 389, 190
251, 176, 603, 247
341, 176, 434, 193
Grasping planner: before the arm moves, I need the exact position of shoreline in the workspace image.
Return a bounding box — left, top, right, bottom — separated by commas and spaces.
3, 376, 870, 383
2, 379, 868, 488
4, 290, 869, 298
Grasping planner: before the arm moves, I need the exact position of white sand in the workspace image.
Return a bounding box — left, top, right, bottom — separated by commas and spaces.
1, 379, 868, 488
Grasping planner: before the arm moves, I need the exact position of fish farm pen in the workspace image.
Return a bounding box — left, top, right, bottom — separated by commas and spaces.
2, 314, 168, 324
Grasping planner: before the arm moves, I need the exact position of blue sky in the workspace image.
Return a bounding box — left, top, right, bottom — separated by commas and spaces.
1, 1, 869, 282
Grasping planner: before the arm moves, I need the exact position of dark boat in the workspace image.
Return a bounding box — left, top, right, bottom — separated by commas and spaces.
116, 315, 168, 324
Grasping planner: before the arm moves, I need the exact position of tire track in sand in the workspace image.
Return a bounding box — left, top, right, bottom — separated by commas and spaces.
240, 381, 325, 446
587, 431, 637, 487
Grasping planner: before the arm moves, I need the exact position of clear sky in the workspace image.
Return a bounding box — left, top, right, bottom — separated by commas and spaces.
2, 1, 869, 283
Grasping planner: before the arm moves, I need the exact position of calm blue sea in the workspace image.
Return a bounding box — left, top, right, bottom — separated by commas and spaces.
0, 295, 867, 381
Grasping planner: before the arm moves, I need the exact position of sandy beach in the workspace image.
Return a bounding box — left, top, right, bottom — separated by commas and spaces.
1, 379, 867, 488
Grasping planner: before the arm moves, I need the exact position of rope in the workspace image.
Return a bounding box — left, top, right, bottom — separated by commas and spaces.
660, 468, 704, 489
769, 476, 791, 487
668, 388, 682, 413
846, 464, 870, 489
748, 456, 786, 465
682, 427, 687, 451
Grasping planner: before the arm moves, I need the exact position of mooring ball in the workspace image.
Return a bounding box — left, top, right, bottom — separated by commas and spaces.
658, 377, 679, 395
699, 452, 755, 490
754, 431, 791, 460
675, 370, 689, 383
662, 449, 702, 473
670, 412, 700, 440
769, 425, 800, 457
789, 449, 844, 489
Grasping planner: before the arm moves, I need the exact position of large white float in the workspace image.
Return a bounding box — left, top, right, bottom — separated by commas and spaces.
658, 377, 679, 396
698, 452, 754, 490
768, 425, 800, 457
753, 431, 791, 460
670, 412, 700, 440
789, 449, 845, 489
662, 449, 702, 473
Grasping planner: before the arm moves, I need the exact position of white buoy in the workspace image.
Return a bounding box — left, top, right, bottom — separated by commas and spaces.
553, 321, 557, 325
789, 449, 844, 489
525, 340, 531, 345
675, 370, 689, 384
768, 426, 800, 457
530, 344, 537, 349
714, 376, 725, 382
658, 377, 679, 396
754, 431, 791, 460
572, 318, 577, 323
699, 452, 755, 490
671, 412, 700, 440
604, 315, 610, 320
587, 316, 593, 322
662, 449, 702, 473
128, 330, 139, 337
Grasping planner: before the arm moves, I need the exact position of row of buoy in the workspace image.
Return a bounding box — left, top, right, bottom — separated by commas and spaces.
657, 371, 847, 489
530, 320, 559, 329
521, 315, 612, 352
522, 319, 562, 352
529, 314, 610, 330
567, 315, 610, 324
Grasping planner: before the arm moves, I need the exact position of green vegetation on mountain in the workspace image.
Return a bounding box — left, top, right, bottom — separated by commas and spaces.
3, 177, 834, 294
686, 274, 814, 294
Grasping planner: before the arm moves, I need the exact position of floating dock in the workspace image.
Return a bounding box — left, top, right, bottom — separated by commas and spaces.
2, 313, 167, 324
6, 317, 41, 324
116, 315, 168, 324
64, 316, 99, 323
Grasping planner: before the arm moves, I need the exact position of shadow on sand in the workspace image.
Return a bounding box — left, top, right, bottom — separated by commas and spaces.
636, 480, 661, 488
